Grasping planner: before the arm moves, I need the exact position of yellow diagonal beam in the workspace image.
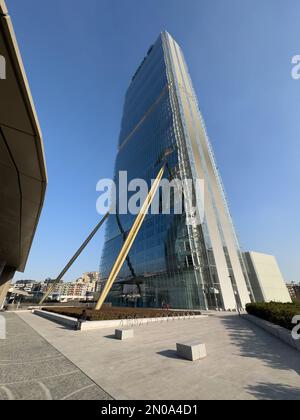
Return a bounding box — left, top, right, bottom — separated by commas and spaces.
95, 164, 165, 310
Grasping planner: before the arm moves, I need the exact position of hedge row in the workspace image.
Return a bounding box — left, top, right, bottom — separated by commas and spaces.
42, 306, 201, 321
246, 302, 300, 331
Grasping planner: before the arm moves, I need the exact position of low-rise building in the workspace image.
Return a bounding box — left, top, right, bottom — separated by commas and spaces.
14, 280, 39, 292
243, 251, 291, 303
286, 282, 300, 301
47, 272, 98, 302
13, 273, 99, 303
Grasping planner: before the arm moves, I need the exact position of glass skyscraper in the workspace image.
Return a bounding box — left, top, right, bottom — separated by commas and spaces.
99, 31, 253, 310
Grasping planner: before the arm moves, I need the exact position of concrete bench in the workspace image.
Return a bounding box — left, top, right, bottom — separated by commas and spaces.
176, 341, 207, 361
115, 328, 134, 340
33, 309, 78, 329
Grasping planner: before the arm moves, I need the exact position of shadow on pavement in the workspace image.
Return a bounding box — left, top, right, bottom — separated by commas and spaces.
219, 315, 300, 376
246, 382, 300, 400
157, 350, 182, 360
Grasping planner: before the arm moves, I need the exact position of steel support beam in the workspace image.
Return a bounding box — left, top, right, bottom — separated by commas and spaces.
39, 212, 109, 305
95, 164, 166, 310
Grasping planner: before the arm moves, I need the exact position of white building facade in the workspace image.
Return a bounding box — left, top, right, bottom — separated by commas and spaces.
243, 251, 291, 303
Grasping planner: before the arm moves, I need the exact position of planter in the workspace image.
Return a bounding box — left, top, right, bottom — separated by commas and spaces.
243, 314, 300, 353
33, 309, 207, 331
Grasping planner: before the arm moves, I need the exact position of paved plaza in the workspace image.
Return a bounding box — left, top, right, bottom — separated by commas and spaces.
0, 313, 112, 400
2, 311, 298, 400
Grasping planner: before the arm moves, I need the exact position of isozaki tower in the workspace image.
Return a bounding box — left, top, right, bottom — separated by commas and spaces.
99, 31, 253, 310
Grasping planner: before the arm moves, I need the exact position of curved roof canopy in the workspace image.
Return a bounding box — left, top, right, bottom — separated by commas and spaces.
0, 0, 47, 272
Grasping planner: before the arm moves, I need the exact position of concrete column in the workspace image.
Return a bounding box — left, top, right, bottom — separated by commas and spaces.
0, 262, 5, 276
0, 265, 15, 310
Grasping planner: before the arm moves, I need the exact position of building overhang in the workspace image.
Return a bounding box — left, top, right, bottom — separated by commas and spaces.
0, 0, 47, 272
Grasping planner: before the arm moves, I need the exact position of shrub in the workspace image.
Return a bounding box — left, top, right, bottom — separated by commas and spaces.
41, 306, 202, 322
246, 302, 300, 331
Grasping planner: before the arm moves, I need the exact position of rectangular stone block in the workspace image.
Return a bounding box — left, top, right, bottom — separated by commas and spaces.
176, 341, 207, 361
115, 328, 134, 340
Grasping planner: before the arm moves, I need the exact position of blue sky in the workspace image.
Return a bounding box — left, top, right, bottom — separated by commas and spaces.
8, 0, 300, 283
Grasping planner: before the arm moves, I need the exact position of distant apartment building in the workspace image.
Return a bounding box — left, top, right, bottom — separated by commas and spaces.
286, 282, 300, 301
243, 252, 291, 303
50, 272, 98, 301
81, 272, 99, 284
13, 272, 99, 302
14, 280, 38, 292
51, 282, 86, 300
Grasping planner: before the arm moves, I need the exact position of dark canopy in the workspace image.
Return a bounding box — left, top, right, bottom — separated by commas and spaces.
0, 0, 47, 272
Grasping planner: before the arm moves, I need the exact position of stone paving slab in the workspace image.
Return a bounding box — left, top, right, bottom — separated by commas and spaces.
17, 311, 300, 400
0, 313, 112, 400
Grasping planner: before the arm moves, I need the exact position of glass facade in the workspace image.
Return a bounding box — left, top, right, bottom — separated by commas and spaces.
99, 32, 253, 310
